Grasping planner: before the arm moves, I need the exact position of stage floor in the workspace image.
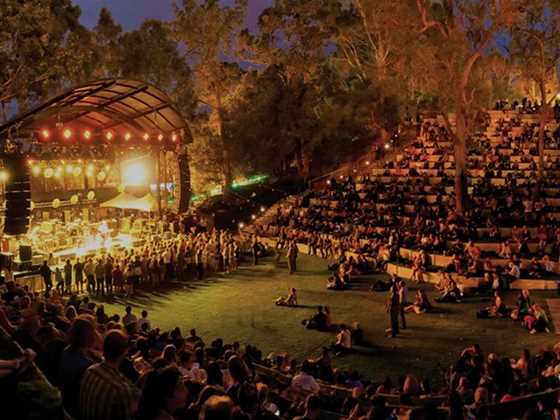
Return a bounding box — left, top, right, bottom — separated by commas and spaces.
94, 254, 558, 383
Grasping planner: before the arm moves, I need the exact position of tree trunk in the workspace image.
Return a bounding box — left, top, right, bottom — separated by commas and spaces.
454, 111, 468, 215
294, 137, 306, 179
215, 89, 232, 194
537, 106, 547, 182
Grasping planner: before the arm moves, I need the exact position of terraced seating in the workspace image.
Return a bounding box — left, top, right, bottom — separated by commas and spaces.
257, 111, 560, 292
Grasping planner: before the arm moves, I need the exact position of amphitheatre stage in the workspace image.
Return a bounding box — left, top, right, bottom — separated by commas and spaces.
96, 254, 557, 383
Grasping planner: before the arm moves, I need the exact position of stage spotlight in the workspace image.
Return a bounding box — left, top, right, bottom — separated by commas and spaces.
239, 222, 245, 229
260, 206, 265, 213
365, 160, 370, 165
172, 133, 178, 142
122, 160, 148, 186
125, 132, 131, 141
44, 167, 54, 178
83, 130, 91, 140
86, 164, 94, 177
105, 164, 111, 171
73, 166, 82, 177
32, 166, 41, 177
0, 170, 8, 182
158, 134, 164, 141
66, 164, 74, 174
251, 214, 256, 220
41, 129, 50, 139
143, 133, 150, 141
63, 129, 72, 139
384, 143, 390, 150
105, 132, 113, 140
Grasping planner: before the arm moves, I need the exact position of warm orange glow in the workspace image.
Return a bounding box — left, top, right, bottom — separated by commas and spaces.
125, 132, 131, 141
41, 129, 50, 139
158, 134, 164, 141
172, 133, 178, 142
83, 130, 91, 140
143, 133, 150, 141
105, 132, 113, 140
63, 129, 72, 139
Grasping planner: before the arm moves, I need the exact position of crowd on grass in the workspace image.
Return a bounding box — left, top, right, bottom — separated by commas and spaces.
2, 281, 560, 419
29, 228, 241, 298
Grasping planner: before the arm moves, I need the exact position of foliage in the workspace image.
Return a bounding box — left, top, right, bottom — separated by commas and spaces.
0, 0, 83, 116
173, 0, 248, 190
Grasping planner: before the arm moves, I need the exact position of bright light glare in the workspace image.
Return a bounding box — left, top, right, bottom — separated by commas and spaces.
122, 161, 148, 186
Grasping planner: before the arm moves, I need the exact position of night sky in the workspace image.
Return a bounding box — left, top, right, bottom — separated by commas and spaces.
74, 0, 272, 32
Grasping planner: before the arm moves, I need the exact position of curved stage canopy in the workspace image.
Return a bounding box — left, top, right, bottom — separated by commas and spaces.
0, 78, 192, 213
0, 78, 192, 142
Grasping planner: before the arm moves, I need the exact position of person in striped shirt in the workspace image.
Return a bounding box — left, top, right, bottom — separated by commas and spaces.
79, 330, 140, 420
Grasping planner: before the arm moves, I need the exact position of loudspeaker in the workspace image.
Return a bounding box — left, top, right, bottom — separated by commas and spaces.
19, 245, 32, 262
4, 156, 31, 236
0, 252, 13, 269
177, 151, 191, 213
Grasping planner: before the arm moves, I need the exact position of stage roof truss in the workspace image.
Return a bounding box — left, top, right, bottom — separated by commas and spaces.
0, 79, 192, 143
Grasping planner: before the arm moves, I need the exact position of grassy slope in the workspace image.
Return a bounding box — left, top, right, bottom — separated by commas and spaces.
97, 255, 559, 384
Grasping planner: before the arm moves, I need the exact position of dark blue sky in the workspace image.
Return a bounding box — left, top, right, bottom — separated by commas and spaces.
74, 0, 272, 32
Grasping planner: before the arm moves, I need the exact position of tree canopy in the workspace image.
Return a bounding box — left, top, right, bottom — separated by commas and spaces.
3, 0, 560, 196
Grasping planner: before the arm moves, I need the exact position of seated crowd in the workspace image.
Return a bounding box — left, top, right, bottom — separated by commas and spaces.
2, 281, 560, 419
257, 113, 560, 295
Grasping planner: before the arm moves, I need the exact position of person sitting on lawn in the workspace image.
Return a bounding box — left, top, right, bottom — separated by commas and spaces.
436, 278, 462, 303
331, 324, 352, 356
327, 272, 346, 290
478, 291, 509, 318
435, 272, 453, 293
523, 303, 551, 334
276, 288, 297, 306
405, 289, 433, 314
511, 289, 532, 320
302, 306, 329, 331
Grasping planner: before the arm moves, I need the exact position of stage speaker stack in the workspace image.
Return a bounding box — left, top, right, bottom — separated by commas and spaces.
4, 156, 31, 236
19, 245, 32, 262
177, 151, 192, 213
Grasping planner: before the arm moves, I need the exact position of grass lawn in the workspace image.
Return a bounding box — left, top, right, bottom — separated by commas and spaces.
96, 254, 560, 384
